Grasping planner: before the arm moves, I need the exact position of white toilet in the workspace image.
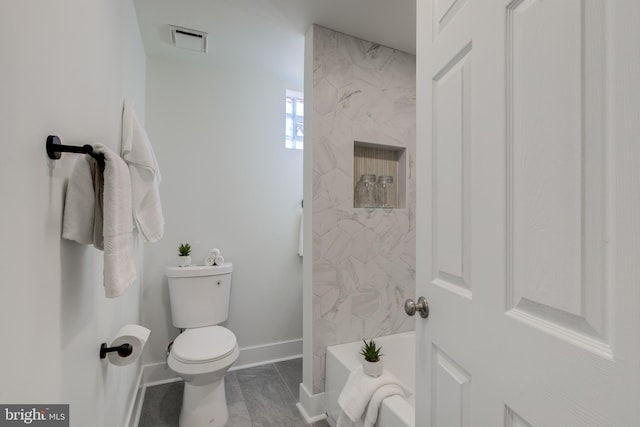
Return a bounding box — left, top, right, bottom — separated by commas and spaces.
165, 263, 239, 427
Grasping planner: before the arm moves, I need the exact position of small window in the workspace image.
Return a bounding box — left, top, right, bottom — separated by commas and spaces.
286, 90, 304, 150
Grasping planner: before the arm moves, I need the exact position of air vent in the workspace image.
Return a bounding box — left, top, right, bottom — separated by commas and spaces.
169, 25, 208, 53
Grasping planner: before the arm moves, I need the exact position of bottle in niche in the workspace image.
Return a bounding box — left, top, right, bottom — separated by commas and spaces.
375, 176, 394, 208
355, 174, 377, 208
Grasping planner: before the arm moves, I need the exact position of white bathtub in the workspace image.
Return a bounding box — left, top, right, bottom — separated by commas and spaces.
325, 331, 415, 427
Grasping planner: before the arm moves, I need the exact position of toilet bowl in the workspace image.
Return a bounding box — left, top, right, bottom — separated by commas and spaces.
167, 326, 239, 427
165, 264, 237, 427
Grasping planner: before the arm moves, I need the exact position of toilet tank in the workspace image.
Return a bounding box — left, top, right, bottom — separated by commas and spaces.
165, 263, 233, 329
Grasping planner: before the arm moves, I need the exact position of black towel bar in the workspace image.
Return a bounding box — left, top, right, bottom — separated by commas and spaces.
46, 135, 105, 165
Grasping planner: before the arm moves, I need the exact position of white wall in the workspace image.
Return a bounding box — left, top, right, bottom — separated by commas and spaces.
142, 56, 304, 366
0, 1, 146, 426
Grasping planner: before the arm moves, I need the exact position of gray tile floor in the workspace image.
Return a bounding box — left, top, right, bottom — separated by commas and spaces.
139, 358, 330, 427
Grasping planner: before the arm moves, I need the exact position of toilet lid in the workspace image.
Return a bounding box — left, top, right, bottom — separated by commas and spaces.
172, 326, 237, 364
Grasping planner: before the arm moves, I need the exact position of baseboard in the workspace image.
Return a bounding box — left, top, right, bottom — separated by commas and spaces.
142, 361, 180, 386
297, 382, 326, 423
233, 338, 303, 369
125, 367, 145, 427
140, 338, 303, 382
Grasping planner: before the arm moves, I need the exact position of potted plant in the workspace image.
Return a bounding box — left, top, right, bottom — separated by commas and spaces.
360, 339, 383, 377
178, 243, 192, 267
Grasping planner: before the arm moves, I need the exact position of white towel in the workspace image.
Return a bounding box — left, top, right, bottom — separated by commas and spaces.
93, 144, 137, 298
363, 384, 404, 427
210, 248, 221, 257
338, 366, 406, 424
297, 213, 303, 257
214, 255, 224, 266
62, 155, 98, 245
336, 411, 353, 427
337, 384, 404, 427
204, 256, 215, 266
121, 99, 164, 243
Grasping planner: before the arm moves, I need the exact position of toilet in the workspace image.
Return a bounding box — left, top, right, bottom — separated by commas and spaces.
165, 263, 239, 427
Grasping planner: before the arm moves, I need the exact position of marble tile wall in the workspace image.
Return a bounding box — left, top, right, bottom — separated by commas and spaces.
311, 26, 416, 393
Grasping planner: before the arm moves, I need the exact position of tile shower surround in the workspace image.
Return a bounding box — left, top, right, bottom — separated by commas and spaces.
311, 26, 416, 393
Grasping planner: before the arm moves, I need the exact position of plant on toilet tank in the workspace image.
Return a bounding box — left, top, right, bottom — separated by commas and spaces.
360, 339, 383, 377
177, 243, 192, 267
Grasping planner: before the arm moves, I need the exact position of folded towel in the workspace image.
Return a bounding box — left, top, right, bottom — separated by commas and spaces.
363, 384, 404, 427
338, 366, 405, 423
204, 256, 215, 266
336, 411, 353, 427
121, 99, 164, 243
337, 380, 405, 427
93, 144, 137, 298
210, 248, 221, 257
62, 156, 98, 245
214, 255, 224, 266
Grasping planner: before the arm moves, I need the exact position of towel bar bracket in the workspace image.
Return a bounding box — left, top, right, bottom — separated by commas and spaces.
46, 135, 104, 165
46, 135, 63, 159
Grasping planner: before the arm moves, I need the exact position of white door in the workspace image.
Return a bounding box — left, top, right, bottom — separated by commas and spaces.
414, 0, 640, 426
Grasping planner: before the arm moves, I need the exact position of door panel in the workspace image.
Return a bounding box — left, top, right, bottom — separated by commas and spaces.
506, 0, 610, 353
434, 0, 469, 34
433, 42, 472, 298
415, 0, 640, 426
431, 345, 471, 427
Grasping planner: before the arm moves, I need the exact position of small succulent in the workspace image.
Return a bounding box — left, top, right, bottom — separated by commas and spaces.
360, 339, 383, 363
178, 243, 192, 256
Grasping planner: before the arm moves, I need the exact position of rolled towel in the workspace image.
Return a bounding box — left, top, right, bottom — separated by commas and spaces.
210, 248, 221, 257
204, 256, 215, 266
214, 255, 224, 266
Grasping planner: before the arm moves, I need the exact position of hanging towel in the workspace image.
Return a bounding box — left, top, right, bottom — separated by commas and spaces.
121, 98, 164, 242
62, 155, 104, 249
91, 159, 104, 250
337, 366, 406, 425
93, 144, 137, 298
62, 155, 98, 245
297, 212, 303, 257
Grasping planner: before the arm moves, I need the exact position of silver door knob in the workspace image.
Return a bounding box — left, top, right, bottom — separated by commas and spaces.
404, 297, 429, 318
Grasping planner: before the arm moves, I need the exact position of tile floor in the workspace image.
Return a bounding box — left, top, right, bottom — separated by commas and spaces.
138, 358, 330, 427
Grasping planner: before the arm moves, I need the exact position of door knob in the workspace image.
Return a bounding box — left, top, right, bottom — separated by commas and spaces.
404, 297, 429, 318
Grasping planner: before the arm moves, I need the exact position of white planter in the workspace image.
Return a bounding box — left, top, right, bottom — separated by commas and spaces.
362, 359, 383, 377
178, 255, 191, 267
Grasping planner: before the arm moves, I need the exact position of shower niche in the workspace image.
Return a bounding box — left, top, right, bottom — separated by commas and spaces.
353, 141, 407, 209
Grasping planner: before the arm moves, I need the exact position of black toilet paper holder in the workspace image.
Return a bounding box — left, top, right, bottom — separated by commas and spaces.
99, 343, 133, 359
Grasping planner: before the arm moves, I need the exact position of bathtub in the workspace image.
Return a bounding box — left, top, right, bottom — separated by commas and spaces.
325, 331, 415, 427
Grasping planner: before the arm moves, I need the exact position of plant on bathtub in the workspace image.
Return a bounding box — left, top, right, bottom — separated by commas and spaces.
177, 243, 192, 267
360, 339, 384, 377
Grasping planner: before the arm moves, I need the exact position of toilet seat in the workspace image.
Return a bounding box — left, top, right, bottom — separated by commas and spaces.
172, 326, 237, 364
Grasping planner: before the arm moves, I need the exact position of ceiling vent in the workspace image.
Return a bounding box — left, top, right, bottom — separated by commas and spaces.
170, 25, 208, 53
